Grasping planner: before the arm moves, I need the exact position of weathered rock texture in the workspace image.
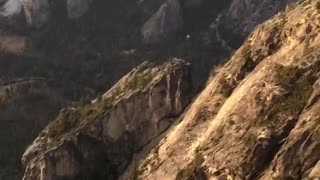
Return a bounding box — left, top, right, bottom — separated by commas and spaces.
0, 0, 313, 179
122, 0, 320, 179
22, 58, 192, 180
21, 0, 50, 28
141, 0, 183, 45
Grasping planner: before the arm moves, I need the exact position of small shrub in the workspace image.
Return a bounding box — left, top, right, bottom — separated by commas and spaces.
47, 97, 115, 139
243, 133, 257, 147
257, 64, 317, 126
269, 73, 316, 116
273, 64, 300, 87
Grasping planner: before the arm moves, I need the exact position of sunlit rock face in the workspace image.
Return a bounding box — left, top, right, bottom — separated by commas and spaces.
120, 1, 320, 179
22, 58, 192, 180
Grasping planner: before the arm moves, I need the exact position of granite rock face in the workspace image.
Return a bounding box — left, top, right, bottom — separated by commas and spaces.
141, 0, 183, 45
122, 0, 320, 179
0, 0, 319, 179
22, 58, 192, 180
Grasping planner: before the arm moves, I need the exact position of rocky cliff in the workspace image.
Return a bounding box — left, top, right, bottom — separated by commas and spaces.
0, 0, 308, 179
21, 59, 192, 180
119, 0, 320, 179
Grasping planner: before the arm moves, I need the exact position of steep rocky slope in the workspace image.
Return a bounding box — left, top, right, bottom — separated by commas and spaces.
120, 0, 320, 179
22, 59, 192, 180
0, 0, 304, 179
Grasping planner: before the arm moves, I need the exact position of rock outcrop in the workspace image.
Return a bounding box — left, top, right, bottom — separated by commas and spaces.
22, 58, 192, 180
141, 0, 183, 45
0, 0, 21, 17
0, 0, 315, 179
121, 0, 320, 179
20, 0, 92, 28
